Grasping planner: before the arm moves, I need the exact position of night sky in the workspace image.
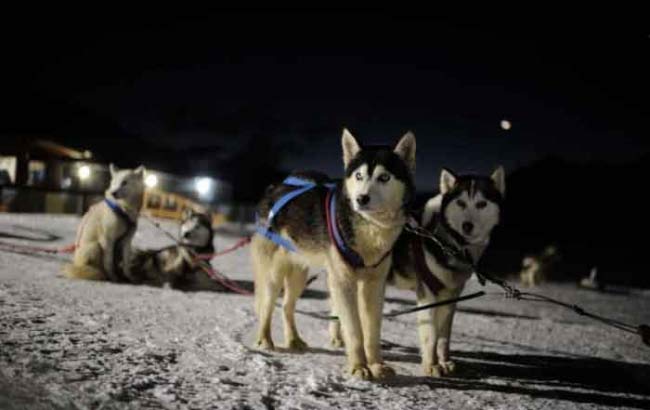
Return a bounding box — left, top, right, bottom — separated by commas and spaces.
3, 10, 649, 189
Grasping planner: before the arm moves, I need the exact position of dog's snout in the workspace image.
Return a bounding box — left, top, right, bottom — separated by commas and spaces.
462, 221, 474, 234
356, 194, 370, 207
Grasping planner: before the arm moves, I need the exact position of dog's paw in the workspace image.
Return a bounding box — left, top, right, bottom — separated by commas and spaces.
438, 360, 456, 375
330, 335, 345, 348
422, 360, 455, 377
349, 364, 373, 380
422, 362, 443, 378
369, 363, 396, 379
286, 337, 309, 352
255, 337, 275, 351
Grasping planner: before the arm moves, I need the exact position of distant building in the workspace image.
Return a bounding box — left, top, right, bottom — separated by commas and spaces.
0, 137, 232, 219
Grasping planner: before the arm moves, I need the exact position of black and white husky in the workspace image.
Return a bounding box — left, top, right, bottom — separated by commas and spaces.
130, 209, 215, 288
331, 166, 505, 377
252, 129, 416, 380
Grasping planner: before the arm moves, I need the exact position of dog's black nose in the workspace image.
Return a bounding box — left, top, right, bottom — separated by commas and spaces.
356, 195, 370, 206
462, 222, 474, 234
183, 231, 191, 239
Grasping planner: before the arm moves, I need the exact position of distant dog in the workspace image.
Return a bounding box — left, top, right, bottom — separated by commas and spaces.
129, 209, 215, 288
252, 129, 416, 380
520, 245, 561, 287
330, 167, 505, 377
64, 164, 145, 281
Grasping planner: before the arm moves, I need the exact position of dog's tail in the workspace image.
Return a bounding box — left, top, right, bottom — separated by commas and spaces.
62, 264, 105, 281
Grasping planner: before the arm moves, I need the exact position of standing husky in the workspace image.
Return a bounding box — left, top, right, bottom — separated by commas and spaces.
64, 164, 145, 282
252, 129, 415, 380
331, 167, 505, 377
129, 209, 215, 288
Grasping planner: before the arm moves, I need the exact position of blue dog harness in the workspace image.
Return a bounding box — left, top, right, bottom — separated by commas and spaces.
104, 198, 137, 228
256, 177, 391, 269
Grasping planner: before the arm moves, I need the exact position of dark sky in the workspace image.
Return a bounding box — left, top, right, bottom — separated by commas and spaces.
2, 10, 649, 188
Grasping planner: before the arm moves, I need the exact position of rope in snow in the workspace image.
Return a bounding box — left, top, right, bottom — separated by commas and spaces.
0, 240, 75, 255
195, 261, 253, 296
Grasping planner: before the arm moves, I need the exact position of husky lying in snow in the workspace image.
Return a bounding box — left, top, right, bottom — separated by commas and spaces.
252, 129, 416, 380
129, 209, 215, 288
330, 167, 505, 377
64, 164, 145, 282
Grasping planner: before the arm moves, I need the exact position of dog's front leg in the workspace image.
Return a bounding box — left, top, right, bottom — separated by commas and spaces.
328, 268, 370, 380
120, 233, 136, 282
433, 286, 463, 375
328, 302, 344, 348
358, 269, 395, 379
415, 280, 439, 377
100, 235, 119, 282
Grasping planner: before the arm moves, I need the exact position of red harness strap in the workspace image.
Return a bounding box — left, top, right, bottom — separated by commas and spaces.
411, 235, 446, 295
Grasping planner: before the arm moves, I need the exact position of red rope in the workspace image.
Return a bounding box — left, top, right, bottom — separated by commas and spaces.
195, 236, 252, 260
197, 262, 253, 295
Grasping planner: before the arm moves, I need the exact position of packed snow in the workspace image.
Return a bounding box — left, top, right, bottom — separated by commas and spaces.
1, 213, 649, 409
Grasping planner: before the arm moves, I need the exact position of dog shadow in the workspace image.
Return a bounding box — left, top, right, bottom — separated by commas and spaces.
379, 340, 650, 408
456, 306, 540, 320
0, 225, 61, 242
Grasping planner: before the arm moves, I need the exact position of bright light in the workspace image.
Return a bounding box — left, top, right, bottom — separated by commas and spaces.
195, 177, 212, 196
500, 119, 512, 131
145, 173, 158, 188
78, 165, 91, 180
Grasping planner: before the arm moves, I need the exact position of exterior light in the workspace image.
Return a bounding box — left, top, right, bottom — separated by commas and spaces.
500, 119, 512, 130
145, 173, 158, 188
78, 165, 91, 180
195, 177, 212, 197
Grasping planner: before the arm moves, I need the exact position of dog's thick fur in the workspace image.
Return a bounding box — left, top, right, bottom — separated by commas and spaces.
63, 164, 145, 281
252, 129, 416, 380
129, 209, 215, 288
331, 167, 505, 377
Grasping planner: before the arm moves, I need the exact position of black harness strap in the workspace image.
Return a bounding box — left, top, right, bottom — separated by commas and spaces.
411, 235, 446, 295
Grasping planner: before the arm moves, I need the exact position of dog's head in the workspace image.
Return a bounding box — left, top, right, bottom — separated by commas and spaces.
106, 164, 145, 206
341, 128, 416, 227
179, 208, 213, 249
439, 166, 505, 244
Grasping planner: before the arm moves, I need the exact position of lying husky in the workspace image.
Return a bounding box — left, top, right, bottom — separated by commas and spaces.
64, 164, 145, 282
129, 209, 215, 288
252, 129, 416, 380
331, 167, 505, 377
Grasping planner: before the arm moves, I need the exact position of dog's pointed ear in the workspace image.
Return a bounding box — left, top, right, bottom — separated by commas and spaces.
394, 131, 416, 174
134, 165, 145, 177
440, 168, 457, 194
109, 163, 117, 176
181, 207, 193, 220
341, 128, 362, 168
491, 165, 506, 196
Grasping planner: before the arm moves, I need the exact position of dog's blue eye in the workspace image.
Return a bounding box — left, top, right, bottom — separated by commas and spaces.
355, 172, 363, 181
456, 199, 467, 208
378, 173, 391, 183
476, 201, 487, 209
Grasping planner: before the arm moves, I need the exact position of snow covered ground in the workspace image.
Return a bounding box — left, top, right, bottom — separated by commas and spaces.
1, 213, 649, 410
